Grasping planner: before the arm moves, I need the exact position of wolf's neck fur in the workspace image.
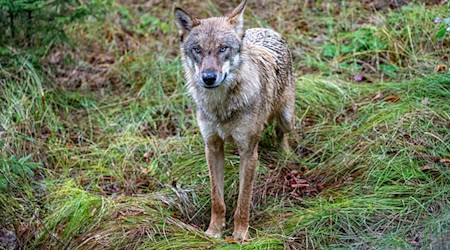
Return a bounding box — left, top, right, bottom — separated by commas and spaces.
186, 47, 262, 123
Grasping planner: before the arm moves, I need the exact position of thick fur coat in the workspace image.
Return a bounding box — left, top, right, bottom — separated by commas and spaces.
175, 0, 294, 241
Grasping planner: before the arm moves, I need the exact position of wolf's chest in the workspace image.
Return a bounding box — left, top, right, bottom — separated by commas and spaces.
195, 86, 255, 123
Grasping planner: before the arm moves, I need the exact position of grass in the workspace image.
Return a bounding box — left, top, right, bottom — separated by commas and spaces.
1, 0, 449, 249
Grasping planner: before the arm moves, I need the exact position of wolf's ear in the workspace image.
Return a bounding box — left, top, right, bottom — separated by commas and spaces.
174, 7, 199, 40
227, 0, 247, 37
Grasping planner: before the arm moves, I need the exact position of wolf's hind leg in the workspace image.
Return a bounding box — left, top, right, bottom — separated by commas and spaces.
276, 102, 294, 152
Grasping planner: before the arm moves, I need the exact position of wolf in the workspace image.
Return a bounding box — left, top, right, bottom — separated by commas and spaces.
174, 0, 295, 241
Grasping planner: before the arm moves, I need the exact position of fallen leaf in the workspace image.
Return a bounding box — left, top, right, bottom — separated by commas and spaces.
296, 21, 310, 32
225, 236, 238, 243
409, 240, 421, 248
140, 167, 149, 174
290, 191, 300, 197
435, 65, 448, 72
296, 178, 309, 184
343, 176, 355, 184
421, 163, 440, 172
123, 57, 136, 63
372, 92, 384, 101
384, 95, 401, 103
105, 29, 113, 42
440, 158, 450, 167
291, 183, 310, 188
143, 150, 154, 159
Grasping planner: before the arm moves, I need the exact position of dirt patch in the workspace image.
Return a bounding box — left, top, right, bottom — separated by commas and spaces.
254, 164, 324, 204
140, 110, 179, 139
43, 45, 121, 92
94, 173, 158, 197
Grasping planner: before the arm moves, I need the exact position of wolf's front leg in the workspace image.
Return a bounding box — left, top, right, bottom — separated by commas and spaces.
204, 136, 226, 238
233, 139, 259, 241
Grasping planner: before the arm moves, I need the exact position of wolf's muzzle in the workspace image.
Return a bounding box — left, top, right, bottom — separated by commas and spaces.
202, 72, 217, 86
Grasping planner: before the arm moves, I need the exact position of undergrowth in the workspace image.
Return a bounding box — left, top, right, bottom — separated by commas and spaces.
0, 0, 449, 249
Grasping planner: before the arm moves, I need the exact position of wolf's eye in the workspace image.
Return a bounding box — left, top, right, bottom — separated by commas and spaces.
193, 47, 201, 54
219, 46, 228, 53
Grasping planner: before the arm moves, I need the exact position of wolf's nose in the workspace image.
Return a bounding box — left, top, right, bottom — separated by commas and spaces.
202, 72, 217, 86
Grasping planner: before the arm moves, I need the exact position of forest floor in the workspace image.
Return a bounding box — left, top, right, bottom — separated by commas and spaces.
1, 0, 449, 249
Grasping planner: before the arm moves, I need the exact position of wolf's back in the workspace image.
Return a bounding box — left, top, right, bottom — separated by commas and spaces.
242, 28, 293, 106
243, 28, 291, 66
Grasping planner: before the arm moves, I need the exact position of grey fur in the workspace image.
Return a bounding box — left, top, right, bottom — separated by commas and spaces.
175, 0, 295, 241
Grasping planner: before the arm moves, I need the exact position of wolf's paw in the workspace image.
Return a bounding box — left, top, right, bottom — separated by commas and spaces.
231, 228, 249, 242
205, 227, 222, 238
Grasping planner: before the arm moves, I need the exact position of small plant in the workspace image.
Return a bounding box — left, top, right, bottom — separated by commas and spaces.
0, 154, 41, 190
434, 16, 450, 40
322, 27, 398, 76
116, 5, 170, 35
0, 0, 110, 54
322, 28, 386, 58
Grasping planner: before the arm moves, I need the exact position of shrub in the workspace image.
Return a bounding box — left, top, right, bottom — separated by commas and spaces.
0, 0, 110, 58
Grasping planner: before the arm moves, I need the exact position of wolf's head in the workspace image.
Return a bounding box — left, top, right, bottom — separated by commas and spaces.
175, 1, 247, 89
